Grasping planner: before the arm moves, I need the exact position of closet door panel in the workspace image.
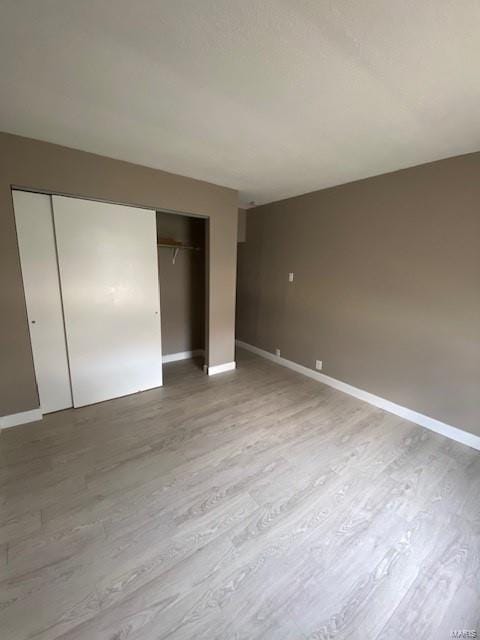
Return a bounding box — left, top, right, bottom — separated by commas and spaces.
52, 196, 162, 408
13, 191, 72, 413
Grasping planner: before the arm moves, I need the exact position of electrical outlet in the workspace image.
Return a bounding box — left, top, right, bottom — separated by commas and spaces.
288, 272, 294, 282
315, 360, 323, 371
275, 348, 281, 357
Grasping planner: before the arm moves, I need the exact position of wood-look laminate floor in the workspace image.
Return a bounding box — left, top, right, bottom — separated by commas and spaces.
1, 348, 479, 640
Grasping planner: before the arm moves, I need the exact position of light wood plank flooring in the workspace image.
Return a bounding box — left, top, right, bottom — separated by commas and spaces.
1, 348, 479, 639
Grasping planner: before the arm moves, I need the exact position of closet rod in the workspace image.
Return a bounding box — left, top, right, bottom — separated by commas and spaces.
157, 243, 202, 264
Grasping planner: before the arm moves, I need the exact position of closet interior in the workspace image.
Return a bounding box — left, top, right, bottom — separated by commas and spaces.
156, 211, 206, 369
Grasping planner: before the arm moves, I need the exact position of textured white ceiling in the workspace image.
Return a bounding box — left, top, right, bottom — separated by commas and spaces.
1, 1, 480, 206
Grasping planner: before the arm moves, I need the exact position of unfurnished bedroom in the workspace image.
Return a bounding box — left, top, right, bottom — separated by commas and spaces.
0, 2, 479, 639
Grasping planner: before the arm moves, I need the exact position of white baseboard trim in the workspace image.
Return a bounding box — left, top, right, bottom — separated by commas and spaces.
208, 361, 236, 376
236, 340, 480, 452
0, 408, 43, 430
162, 349, 204, 363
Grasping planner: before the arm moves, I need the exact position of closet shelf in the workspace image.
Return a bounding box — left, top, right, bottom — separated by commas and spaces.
157, 243, 202, 264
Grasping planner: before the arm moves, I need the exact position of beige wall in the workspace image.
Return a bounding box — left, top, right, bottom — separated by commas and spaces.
237, 153, 480, 436
237, 208, 247, 243
0, 132, 238, 417
156, 211, 205, 355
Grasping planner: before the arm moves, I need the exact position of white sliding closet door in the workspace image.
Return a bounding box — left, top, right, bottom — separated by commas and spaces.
52, 196, 162, 407
13, 191, 72, 413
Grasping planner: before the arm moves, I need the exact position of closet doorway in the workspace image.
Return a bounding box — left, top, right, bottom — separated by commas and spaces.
156, 211, 206, 374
